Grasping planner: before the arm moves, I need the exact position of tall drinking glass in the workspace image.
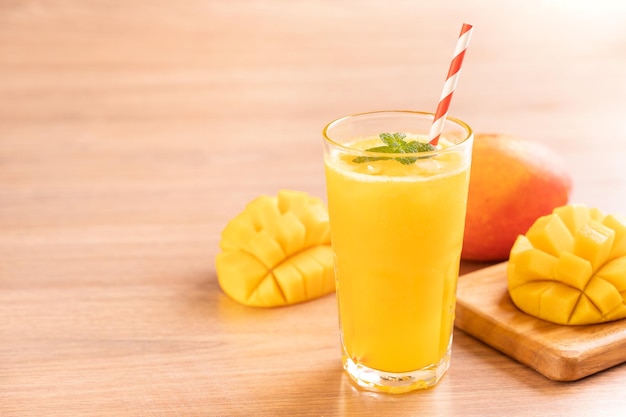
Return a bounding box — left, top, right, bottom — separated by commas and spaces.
322, 110, 473, 393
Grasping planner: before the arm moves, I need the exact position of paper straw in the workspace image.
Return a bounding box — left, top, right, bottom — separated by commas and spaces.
428, 23, 474, 145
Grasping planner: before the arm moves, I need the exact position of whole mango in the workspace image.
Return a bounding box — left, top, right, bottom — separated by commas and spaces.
462, 134, 573, 261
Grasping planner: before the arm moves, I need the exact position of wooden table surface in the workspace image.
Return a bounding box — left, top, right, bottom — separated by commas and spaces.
2, 1, 626, 416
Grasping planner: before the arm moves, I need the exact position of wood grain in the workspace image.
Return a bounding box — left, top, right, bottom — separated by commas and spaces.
456, 262, 626, 381
2, 1, 626, 416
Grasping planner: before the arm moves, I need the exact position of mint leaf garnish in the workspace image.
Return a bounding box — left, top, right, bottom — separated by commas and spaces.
353, 132, 436, 165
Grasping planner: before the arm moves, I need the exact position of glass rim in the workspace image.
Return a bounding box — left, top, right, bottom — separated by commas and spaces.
322, 110, 473, 159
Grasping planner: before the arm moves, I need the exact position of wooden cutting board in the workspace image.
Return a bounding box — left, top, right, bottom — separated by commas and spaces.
455, 262, 626, 381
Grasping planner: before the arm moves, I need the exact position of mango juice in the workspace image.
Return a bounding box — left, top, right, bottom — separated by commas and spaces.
323, 112, 473, 390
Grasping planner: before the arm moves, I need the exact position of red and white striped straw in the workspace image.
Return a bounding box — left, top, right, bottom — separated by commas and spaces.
428, 23, 474, 146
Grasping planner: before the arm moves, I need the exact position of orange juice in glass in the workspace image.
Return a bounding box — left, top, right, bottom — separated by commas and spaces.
322, 111, 473, 393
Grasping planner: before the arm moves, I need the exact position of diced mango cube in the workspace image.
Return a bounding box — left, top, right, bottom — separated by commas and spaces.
584, 276, 623, 314
539, 284, 581, 324
553, 252, 592, 291
246, 230, 286, 269
525, 214, 574, 257
508, 235, 558, 289
249, 273, 286, 306
272, 262, 306, 304
602, 214, 626, 260
290, 247, 331, 298
511, 248, 558, 282
277, 190, 331, 248
595, 256, 626, 292
569, 294, 602, 325
273, 212, 306, 256
573, 221, 615, 271
553, 204, 591, 235
509, 282, 552, 319
215, 251, 267, 302
246, 195, 279, 231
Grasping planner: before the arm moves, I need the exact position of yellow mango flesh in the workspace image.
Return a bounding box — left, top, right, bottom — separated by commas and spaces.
553, 204, 592, 235
525, 214, 574, 257
602, 214, 626, 259
215, 190, 334, 307
573, 221, 615, 271
553, 252, 592, 291
508, 204, 626, 325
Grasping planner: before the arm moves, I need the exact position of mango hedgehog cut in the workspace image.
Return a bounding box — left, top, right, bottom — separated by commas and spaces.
215, 190, 335, 307
507, 204, 626, 325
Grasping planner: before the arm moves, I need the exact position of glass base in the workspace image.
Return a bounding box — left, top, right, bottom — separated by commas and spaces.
342, 347, 451, 394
